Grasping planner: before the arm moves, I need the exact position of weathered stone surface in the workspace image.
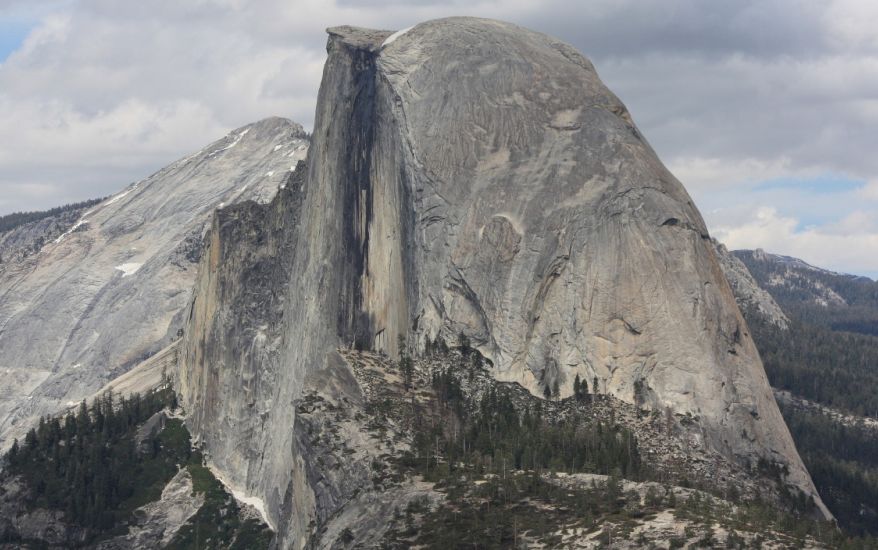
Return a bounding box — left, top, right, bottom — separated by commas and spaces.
735, 248, 854, 308
177, 16, 831, 548
94, 469, 204, 549
713, 240, 789, 328
0, 117, 308, 450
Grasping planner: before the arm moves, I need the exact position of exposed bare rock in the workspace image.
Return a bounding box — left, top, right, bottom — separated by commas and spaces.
0, 117, 308, 450
177, 16, 831, 547
94, 469, 204, 549
713, 240, 789, 328
775, 389, 878, 432
0, 205, 93, 267
735, 248, 864, 309
545, 473, 828, 549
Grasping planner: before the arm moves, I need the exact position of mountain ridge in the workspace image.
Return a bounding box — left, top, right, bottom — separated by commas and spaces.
0, 116, 309, 450
176, 17, 831, 547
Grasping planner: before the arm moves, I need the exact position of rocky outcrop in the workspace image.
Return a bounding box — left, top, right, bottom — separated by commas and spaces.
177, 16, 831, 547
94, 469, 204, 549
713, 240, 789, 328
0, 117, 308, 450
735, 248, 854, 308
0, 205, 94, 267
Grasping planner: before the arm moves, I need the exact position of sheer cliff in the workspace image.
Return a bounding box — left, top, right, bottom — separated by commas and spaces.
177, 17, 831, 547
0, 117, 308, 450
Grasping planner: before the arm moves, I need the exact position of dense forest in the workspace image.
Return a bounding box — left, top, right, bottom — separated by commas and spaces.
0, 386, 270, 548
400, 365, 643, 481
4, 387, 181, 535
733, 250, 878, 537
747, 312, 878, 417
0, 197, 104, 234
779, 403, 878, 536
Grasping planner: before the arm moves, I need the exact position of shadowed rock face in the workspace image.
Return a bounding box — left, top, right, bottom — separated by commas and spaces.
0, 117, 308, 450
177, 17, 830, 547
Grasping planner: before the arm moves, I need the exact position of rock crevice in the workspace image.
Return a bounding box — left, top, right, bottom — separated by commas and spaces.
177, 17, 831, 548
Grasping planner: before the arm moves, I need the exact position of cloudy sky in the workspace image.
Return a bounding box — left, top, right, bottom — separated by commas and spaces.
1, 0, 877, 277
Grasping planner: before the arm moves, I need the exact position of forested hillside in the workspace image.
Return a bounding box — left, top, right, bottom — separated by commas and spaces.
746, 313, 878, 418
0, 386, 271, 548
736, 250, 878, 336
732, 250, 878, 537
779, 401, 878, 536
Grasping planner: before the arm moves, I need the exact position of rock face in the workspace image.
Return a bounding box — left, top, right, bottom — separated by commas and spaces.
0, 117, 308, 449
177, 17, 830, 547
735, 248, 855, 308
94, 469, 204, 550
713, 240, 789, 328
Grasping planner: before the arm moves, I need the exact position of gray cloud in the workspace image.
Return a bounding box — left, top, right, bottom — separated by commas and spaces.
1, 0, 877, 275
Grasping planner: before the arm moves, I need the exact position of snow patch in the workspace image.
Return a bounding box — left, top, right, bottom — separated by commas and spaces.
71, 363, 81, 369
114, 262, 142, 277
206, 463, 274, 531
206, 127, 251, 158
273, 144, 284, 152
54, 218, 88, 244
382, 26, 413, 47
104, 183, 139, 207
265, 171, 274, 177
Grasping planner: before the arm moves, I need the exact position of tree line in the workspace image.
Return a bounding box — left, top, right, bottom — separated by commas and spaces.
0, 197, 104, 234
399, 348, 643, 483
2, 386, 182, 541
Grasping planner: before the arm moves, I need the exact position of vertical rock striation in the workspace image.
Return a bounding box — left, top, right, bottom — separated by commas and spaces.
178, 17, 831, 547
0, 117, 308, 450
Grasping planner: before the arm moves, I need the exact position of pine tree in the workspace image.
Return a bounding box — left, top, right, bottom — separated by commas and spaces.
8, 438, 19, 465
398, 333, 414, 390
573, 374, 582, 401
457, 331, 471, 357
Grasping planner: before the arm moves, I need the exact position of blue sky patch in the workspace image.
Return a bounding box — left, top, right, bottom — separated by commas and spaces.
0, 20, 34, 63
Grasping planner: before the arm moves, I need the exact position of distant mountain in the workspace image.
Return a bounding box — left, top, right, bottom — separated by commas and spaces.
712, 241, 789, 329
725, 247, 878, 421
719, 247, 878, 536
4, 15, 871, 548
735, 248, 878, 336
0, 117, 309, 451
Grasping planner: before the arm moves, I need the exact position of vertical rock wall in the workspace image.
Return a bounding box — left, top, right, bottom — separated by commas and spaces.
178, 17, 831, 548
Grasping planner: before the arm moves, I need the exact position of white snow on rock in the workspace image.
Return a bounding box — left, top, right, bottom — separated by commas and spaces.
382, 26, 413, 47
114, 263, 142, 277
207, 127, 251, 158
206, 463, 274, 531
104, 183, 140, 207
0, 117, 310, 454
53, 218, 89, 244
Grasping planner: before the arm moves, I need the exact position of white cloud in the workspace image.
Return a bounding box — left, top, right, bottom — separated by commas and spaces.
714, 207, 878, 277
860, 180, 878, 201
667, 155, 798, 192
0, 0, 875, 278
